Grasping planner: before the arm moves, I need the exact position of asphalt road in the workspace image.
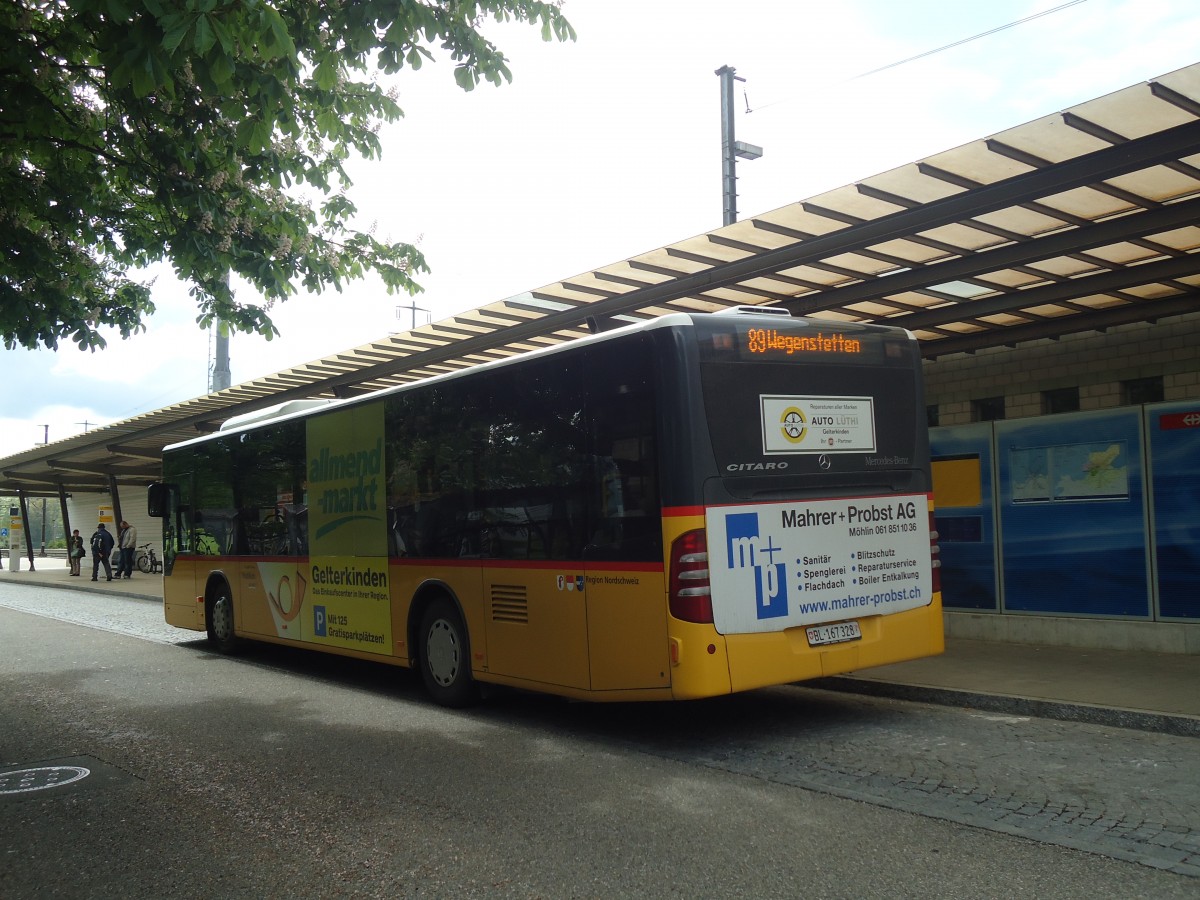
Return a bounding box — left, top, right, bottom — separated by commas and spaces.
1, 584, 1197, 899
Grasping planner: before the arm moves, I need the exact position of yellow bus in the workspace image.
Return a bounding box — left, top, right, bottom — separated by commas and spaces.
149, 308, 942, 706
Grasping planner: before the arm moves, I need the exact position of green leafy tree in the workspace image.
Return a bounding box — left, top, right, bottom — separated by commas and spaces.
0, 0, 574, 351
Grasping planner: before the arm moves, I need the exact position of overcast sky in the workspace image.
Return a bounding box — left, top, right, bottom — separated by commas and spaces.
4, 0, 1200, 458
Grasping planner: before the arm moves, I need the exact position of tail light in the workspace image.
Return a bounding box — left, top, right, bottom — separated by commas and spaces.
929, 511, 941, 595
669, 528, 713, 623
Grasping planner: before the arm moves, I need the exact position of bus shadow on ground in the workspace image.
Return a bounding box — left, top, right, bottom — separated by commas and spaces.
172, 633, 902, 752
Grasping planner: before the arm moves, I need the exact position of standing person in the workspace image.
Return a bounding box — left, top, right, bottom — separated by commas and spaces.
90, 522, 114, 582
117, 519, 137, 578
68, 529, 85, 576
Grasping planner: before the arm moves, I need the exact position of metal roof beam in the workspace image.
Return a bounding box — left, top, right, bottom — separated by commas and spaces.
503, 301, 557, 315
384, 333, 449, 347
330, 385, 373, 398
351, 349, 398, 361
426, 323, 492, 338
1, 469, 105, 490
888, 254, 1200, 331
922, 293, 1200, 357
590, 271, 660, 291
554, 281, 622, 300
751, 217, 961, 269
296, 364, 357, 376
568, 121, 1200, 331
783, 196, 1200, 312
467, 308, 532, 324
529, 292, 590, 307
48, 459, 160, 477
104, 444, 163, 460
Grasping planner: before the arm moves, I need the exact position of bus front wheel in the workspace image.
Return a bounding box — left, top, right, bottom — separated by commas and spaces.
207, 583, 238, 654
418, 598, 478, 708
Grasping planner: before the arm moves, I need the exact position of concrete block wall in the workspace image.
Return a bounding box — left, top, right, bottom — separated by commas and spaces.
66, 492, 159, 562
925, 312, 1200, 424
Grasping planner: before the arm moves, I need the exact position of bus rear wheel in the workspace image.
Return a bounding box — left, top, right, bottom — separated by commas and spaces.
207, 583, 238, 654
419, 597, 478, 708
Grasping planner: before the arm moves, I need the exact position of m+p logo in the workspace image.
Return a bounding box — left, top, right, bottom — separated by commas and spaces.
724, 512, 788, 619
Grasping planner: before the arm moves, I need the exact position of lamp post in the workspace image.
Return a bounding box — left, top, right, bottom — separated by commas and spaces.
212, 320, 231, 391
716, 65, 763, 226
211, 272, 232, 393
38, 425, 47, 556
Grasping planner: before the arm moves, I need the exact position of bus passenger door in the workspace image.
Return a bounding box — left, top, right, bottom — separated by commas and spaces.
238, 503, 305, 641
581, 445, 670, 691
581, 338, 670, 692
156, 481, 204, 631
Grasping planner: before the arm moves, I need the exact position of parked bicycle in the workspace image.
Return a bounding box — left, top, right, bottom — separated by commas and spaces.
136, 543, 163, 574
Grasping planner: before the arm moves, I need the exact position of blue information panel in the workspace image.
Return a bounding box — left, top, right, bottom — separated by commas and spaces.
930, 423, 997, 611
1146, 402, 1200, 620
996, 410, 1149, 617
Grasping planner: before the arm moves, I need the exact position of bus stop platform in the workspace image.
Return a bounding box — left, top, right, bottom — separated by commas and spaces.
2, 558, 1197, 737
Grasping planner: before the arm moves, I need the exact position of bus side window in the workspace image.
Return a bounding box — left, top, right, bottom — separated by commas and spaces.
583, 337, 661, 562
174, 507, 192, 554
384, 383, 486, 560
286, 505, 308, 557
229, 421, 305, 558
160, 460, 195, 563
477, 356, 586, 561
153, 483, 185, 574
193, 512, 222, 555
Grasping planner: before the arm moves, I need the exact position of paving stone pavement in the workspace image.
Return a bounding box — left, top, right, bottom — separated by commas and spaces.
0, 583, 187, 645
569, 691, 1200, 879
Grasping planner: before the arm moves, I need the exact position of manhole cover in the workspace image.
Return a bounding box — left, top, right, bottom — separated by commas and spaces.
0, 765, 91, 795
0, 756, 134, 803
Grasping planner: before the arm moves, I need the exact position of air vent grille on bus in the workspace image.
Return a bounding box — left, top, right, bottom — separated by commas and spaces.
491, 584, 529, 624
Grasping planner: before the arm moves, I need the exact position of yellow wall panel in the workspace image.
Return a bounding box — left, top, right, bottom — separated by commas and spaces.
933, 456, 983, 508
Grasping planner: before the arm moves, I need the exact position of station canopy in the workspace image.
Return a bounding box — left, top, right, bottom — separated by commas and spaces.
4, 63, 1200, 497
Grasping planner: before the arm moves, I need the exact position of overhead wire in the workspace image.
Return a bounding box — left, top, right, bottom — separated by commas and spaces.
746, 0, 1092, 114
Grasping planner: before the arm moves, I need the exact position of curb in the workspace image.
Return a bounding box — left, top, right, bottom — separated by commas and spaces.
809, 676, 1200, 739
0, 574, 158, 603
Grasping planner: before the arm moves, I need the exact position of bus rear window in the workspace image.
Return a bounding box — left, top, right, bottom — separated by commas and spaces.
696, 322, 922, 474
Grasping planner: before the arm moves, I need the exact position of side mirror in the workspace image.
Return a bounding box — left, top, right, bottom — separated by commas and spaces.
148, 482, 171, 518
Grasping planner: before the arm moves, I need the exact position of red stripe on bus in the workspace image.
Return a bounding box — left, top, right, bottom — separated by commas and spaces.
390, 557, 663, 572
662, 505, 705, 517
175, 554, 662, 573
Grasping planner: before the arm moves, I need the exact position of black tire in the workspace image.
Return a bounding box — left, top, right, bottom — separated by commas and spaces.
206, 581, 239, 653
418, 597, 478, 708
137, 552, 152, 574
